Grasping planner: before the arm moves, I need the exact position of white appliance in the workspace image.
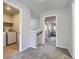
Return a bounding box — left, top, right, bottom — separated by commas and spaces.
7, 32, 16, 45
3, 32, 6, 47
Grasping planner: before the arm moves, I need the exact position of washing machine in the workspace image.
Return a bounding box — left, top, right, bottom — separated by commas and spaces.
3, 32, 6, 47
7, 32, 17, 45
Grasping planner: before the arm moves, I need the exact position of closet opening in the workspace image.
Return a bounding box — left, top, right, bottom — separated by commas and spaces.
3, 1, 21, 59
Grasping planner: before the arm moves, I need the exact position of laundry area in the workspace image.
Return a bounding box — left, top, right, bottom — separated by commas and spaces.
3, 2, 19, 59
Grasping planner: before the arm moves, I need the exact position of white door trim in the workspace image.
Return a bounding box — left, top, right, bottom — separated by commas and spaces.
3, 0, 22, 52
42, 14, 57, 44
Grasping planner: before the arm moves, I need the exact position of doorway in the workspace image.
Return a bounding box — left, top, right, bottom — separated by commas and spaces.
3, 1, 22, 59
43, 15, 57, 46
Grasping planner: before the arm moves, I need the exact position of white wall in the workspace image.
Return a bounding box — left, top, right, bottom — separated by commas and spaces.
3, 13, 13, 22
29, 31, 37, 48
3, 13, 13, 31
7, 0, 31, 51
40, 7, 73, 56
31, 18, 40, 31
12, 13, 19, 33
12, 13, 19, 44
67, 1, 74, 57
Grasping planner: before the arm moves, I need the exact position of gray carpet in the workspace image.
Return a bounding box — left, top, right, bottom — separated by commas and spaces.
7, 39, 72, 59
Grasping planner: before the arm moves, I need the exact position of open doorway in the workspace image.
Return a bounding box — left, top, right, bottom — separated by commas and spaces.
3, 1, 21, 59
43, 15, 57, 46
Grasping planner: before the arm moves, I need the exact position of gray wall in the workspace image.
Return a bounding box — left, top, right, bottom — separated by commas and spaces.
7, 0, 31, 51
31, 18, 40, 31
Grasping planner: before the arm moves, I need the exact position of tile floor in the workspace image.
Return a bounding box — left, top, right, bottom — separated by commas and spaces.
3, 43, 19, 59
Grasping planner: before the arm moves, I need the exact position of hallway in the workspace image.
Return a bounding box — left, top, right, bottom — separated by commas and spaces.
7, 39, 72, 59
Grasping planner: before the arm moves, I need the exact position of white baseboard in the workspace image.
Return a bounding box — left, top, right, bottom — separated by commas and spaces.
56, 43, 68, 49
56, 44, 73, 58
22, 46, 30, 52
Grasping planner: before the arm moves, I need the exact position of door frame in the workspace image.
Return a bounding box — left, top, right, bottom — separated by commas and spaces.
42, 14, 57, 44
3, 0, 22, 52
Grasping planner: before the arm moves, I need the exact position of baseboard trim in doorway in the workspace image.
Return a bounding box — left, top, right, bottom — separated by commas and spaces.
56, 47, 72, 57
37, 43, 43, 47
21, 46, 30, 52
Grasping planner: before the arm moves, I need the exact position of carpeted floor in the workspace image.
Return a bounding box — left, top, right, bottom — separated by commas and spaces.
6, 38, 72, 59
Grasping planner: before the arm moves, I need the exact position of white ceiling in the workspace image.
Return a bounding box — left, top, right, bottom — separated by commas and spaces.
4, 2, 19, 15
18, 0, 72, 18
